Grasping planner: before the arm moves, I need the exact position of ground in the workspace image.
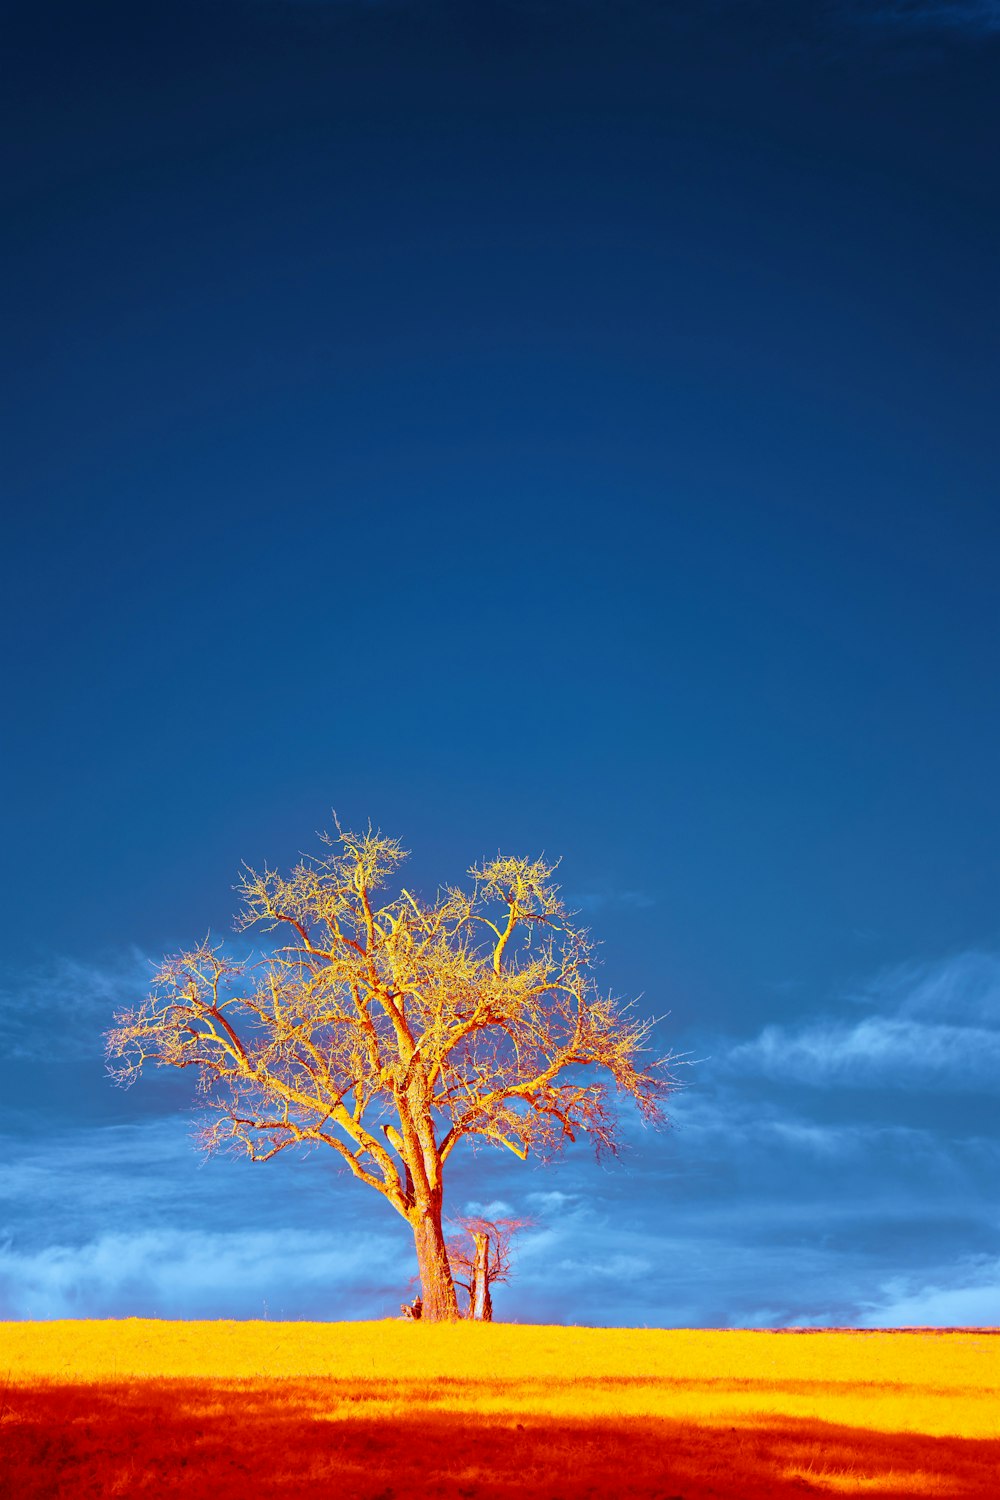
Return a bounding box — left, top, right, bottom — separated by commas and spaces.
1, 1321, 997, 1497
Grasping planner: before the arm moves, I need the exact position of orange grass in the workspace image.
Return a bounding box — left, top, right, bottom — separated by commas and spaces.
1, 1322, 998, 1498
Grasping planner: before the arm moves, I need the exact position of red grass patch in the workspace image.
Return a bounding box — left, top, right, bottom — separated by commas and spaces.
2, 1378, 997, 1499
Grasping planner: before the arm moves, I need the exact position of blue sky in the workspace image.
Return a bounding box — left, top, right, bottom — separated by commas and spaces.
2, 0, 998, 1325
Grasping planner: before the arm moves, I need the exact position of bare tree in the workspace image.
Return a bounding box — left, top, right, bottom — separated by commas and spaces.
447, 1215, 533, 1321
106, 824, 676, 1322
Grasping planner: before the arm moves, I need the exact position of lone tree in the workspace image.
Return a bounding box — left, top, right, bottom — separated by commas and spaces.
447, 1215, 533, 1322
106, 825, 676, 1322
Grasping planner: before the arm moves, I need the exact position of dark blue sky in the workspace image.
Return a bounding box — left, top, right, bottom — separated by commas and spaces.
2, 0, 999, 1325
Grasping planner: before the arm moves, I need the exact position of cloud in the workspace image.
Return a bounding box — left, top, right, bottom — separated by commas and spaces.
457, 1199, 514, 1219
721, 949, 1000, 1089
524, 1189, 578, 1211
858, 1257, 1000, 1326
727, 1014, 1000, 1088
0, 949, 155, 1062
858, 949, 1000, 1026
0, 1115, 415, 1320
0, 1114, 406, 1250
670, 1091, 958, 1162
0, 1227, 407, 1321
2, 944, 999, 1328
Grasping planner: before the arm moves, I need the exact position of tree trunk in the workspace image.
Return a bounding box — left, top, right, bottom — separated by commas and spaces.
411, 1200, 460, 1322
470, 1230, 493, 1322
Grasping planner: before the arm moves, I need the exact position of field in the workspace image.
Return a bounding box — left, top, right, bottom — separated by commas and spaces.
1, 1322, 998, 1499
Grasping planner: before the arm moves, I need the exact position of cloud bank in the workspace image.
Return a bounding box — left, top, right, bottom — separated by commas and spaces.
0, 1227, 407, 1321
2, 947, 999, 1325
723, 949, 1000, 1090
857, 1259, 1000, 1326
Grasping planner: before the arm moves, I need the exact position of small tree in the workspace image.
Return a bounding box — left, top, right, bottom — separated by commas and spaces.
106, 824, 675, 1322
447, 1216, 532, 1321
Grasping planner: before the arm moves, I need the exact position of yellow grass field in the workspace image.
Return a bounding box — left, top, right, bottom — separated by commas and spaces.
2, 1321, 998, 1498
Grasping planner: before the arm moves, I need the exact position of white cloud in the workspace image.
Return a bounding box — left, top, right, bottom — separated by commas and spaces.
722, 949, 1000, 1090
728, 1014, 1000, 1088
674, 1095, 879, 1168
858, 1258, 1000, 1327
458, 1199, 514, 1218
524, 1189, 578, 1210
858, 949, 1000, 1026
2, 943, 998, 1328
0, 1226, 407, 1320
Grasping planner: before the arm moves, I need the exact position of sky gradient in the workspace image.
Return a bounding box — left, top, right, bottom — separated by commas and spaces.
2, 0, 999, 1326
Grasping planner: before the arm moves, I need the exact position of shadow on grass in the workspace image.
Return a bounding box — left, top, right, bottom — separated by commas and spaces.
1, 1378, 997, 1499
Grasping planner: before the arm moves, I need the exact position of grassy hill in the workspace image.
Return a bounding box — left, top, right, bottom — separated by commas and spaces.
2, 1322, 998, 1497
